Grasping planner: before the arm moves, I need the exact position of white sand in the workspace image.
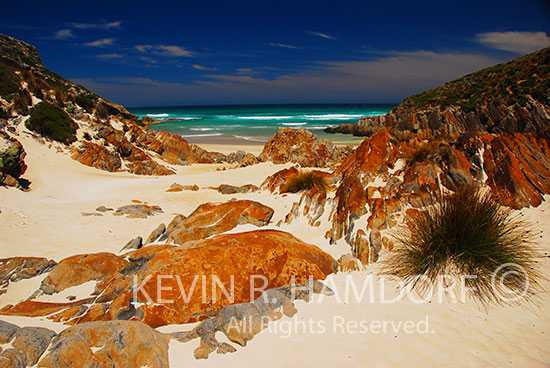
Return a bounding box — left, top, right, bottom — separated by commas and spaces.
1, 131, 550, 367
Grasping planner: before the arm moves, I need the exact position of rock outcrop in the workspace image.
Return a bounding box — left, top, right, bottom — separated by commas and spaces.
164, 200, 274, 245
259, 128, 352, 168
0, 257, 56, 295
0, 132, 28, 189
0, 230, 337, 328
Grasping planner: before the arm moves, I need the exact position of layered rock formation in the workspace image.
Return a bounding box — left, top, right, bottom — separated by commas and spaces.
0, 131, 28, 189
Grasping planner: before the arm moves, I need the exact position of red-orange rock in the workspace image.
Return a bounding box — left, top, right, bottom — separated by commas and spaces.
70, 142, 122, 172
166, 200, 274, 245
1, 230, 337, 328
0, 257, 56, 292
259, 128, 351, 167
482, 133, 550, 209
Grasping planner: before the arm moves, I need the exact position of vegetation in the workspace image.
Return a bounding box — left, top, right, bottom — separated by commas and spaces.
0, 62, 20, 97
405, 141, 451, 169
74, 94, 97, 113
283, 171, 330, 194
384, 186, 540, 304
0, 145, 23, 178
401, 47, 550, 112
26, 102, 78, 144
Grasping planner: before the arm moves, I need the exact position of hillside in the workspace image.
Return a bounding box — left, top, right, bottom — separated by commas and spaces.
326, 48, 550, 140
0, 34, 261, 189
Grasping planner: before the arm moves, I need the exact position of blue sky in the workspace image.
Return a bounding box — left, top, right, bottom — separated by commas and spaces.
1, 0, 549, 107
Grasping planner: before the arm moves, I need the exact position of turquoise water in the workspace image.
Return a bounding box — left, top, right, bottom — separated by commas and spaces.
128, 104, 394, 143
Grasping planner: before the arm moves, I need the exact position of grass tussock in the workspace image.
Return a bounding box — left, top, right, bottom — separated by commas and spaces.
405, 141, 451, 169
384, 186, 540, 304
284, 171, 330, 194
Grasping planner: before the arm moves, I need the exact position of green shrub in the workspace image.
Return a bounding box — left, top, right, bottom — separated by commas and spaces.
26, 102, 78, 144
0, 63, 20, 97
74, 94, 96, 113
384, 186, 540, 304
0, 145, 24, 178
283, 171, 330, 194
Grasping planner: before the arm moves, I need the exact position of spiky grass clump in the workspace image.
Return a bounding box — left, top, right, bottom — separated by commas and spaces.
385, 186, 540, 304
405, 141, 451, 169
283, 171, 330, 194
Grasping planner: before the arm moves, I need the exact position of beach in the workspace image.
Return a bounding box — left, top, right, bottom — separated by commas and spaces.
1, 126, 550, 367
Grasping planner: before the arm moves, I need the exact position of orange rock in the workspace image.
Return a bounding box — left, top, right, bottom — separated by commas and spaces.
40, 253, 130, 295
38, 321, 170, 368
70, 142, 122, 172
166, 200, 274, 245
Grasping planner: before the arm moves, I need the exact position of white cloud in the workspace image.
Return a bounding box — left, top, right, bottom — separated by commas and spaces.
70, 21, 122, 30
84, 38, 115, 47
72, 49, 506, 106
193, 64, 217, 71
269, 42, 299, 49
54, 29, 75, 40
135, 44, 194, 57
477, 31, 550, 54
96, 53, 123, 60
308, 31, 336, 40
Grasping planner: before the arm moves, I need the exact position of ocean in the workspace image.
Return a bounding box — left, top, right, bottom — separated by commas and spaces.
128, 104, 395, 144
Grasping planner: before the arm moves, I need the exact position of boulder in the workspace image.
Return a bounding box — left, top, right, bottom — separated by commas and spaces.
145, 224, 166, 244
166, 200, 274, 245
121, 236, 143, 251
38, 321, 169, 368
216, 184, 258, 194
11, 327, 56, 366
1, 230, 337, 328
0, 257, 56, 292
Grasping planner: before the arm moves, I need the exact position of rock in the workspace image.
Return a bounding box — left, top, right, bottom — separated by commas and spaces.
95, 205, 113, 212
1, 231, 337, 328
38, 321, 169, 368
337, 254, 361, 272
482, 133, 550, 209
166, 200, 274, 245
11, 327, 56, 366
114, 204, 163, 218
0, 348, 27, 367
70, 142, 122, 172
0, 257, 56, 291
165, 183, 200, 192
145, 224, 166, 244
122, 236, 143, 251
259, 128, 351, 167
39, 253, 130, 295
0, 133, 28, 189
216, 184, 258, 194
172, 280, 334, 359
0, 320, 19, 344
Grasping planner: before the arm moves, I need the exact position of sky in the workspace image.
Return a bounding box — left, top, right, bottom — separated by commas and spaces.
1, 0, 549, 107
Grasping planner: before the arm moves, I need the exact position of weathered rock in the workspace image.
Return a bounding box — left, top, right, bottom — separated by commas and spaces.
114, 204, 163, 218
121, 236, 143, 251
12, 327, 56, 366
39, 253, 130, 295
70, 142, 122, 172
259, 128, 352, 167
337, 254, 361, 272
0, 257, 56, 291
166, 200, 274, 245
165, 183, 200, 192
38, 321, 169, 368
1, 231, 337, 328
95, 205, 113, 212
482, 133, 550, 209
170, 280, 334, 359
145, 224, 166, 244
216, 184, 258, 194
0, 320, 18, 344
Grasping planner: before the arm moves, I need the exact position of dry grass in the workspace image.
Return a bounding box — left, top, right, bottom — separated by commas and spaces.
283, 171, 330, 194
